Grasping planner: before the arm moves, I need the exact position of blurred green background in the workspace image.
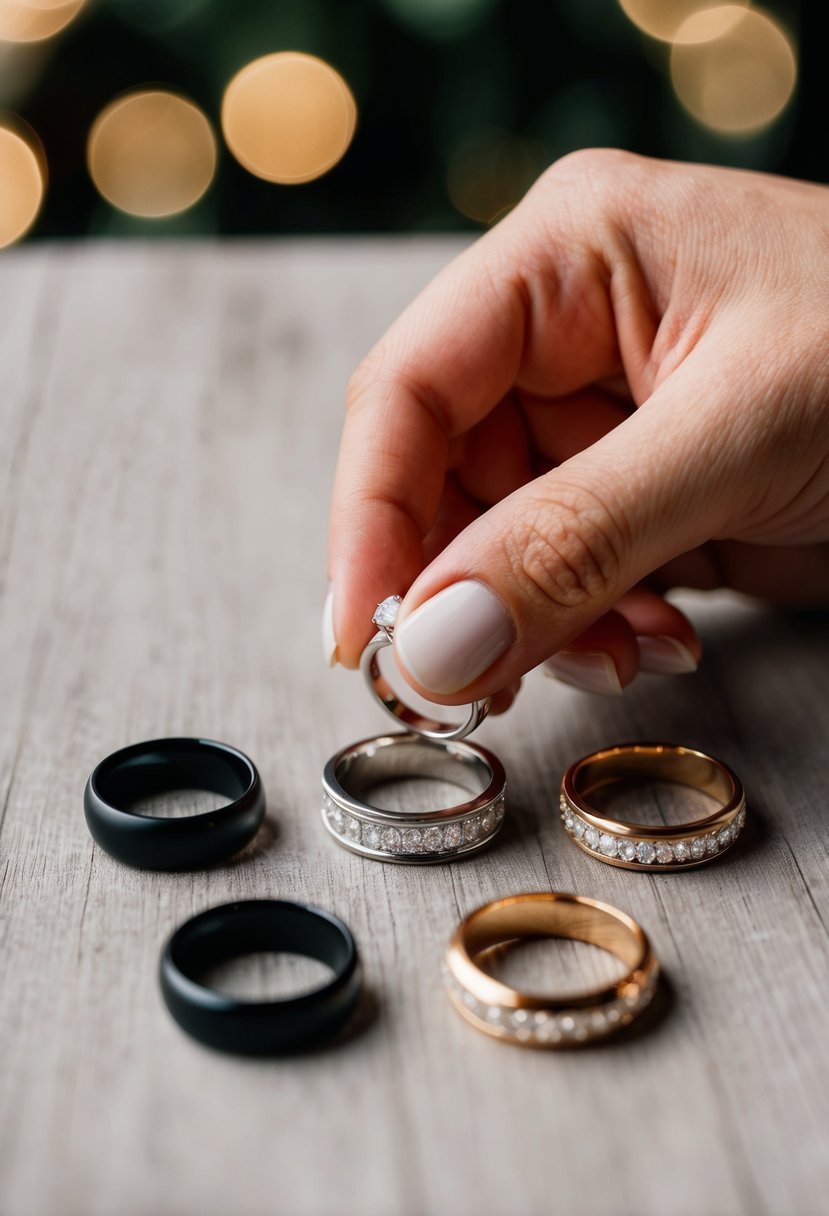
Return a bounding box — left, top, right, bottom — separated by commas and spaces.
0, 0, 820, 244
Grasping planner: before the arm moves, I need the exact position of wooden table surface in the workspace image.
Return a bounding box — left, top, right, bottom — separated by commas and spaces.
1, 240, 828, 1216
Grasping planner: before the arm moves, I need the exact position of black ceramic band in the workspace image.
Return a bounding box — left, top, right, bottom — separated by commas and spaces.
159, 900, 362, 1055
83, 737, 266, 870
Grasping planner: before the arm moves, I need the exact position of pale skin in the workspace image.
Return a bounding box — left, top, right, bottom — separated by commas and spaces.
326, 150, 829, 711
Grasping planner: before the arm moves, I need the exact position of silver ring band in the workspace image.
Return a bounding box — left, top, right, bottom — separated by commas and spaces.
321, 733, 506, 864
360, 596, 490, 742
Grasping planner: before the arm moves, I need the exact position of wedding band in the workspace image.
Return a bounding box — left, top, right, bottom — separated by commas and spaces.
360, 595, 489, 742
444, 893, 659, 1047
159, 900, 361, 1055
322, 733, 506, 864
560, 743, 746, 870
83, 737, 266, 870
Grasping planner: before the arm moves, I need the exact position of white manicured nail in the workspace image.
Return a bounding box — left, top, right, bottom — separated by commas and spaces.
322, 585, 338, 667
544, 651, 622, 695
637, 634, 698, 674
395, 580, 514, 695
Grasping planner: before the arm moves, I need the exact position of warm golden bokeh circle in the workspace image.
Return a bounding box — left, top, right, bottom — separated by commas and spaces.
618, 0, 748, 44
221, 52, 357, 185
0, 0, 85, 43
671, 6, 797, 134
0, 123, 44, 248
448, 131, 542, 225
87, 89, 217, 218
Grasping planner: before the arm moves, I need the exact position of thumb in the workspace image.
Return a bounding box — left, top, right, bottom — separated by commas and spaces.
392, 356, 737, 702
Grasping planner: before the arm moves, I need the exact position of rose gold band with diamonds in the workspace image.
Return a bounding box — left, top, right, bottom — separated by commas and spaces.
560, 743, 746, 871
445, 893, 659, 1048
321, 733, 506, 864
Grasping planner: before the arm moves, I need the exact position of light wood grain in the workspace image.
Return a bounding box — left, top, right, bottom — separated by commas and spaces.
1, 240, 828, 1216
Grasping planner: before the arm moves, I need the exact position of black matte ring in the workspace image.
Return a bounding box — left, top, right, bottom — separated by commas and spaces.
159, 900, 362, 1055
83, 737, 266, 870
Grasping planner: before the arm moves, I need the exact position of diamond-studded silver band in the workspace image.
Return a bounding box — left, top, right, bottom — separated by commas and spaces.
321, 733, 506, 864
445, 893, 660, 1048
560, 743, 747, 871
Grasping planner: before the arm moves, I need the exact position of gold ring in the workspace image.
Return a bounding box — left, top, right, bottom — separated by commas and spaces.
560, 742, 746, 870
444, 892, 659, 1047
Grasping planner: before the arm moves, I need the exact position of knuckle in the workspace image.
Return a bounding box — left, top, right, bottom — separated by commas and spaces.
539, 147, 638, 196
509, 488, 628, 611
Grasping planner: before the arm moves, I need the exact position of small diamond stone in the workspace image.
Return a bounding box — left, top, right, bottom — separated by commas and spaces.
464, 816, 482, 842
690, 837, 706, 860
584, 825, 600, 849
563, 810, 576, 831
573, 817, 586, 839
559, 1013, 577, 1036
423, 826, 444, 851
510, 1009, 530, 1028
328, 806, 345, 832
373, 595, 401, 629
481, 805, 496, 834
494, 797, 506, 825
619, 840, 637, 862
673, 840, 691, 862
717, 826, 732, 849
486, 1006, 503, 1024
402, 828, 423, 852
655, 843, 674, 864
599, 833, 618, 857
736, 807, 746, 830
345, 816, 362, 842
705, 832, 719, 854
363, 823, 382, 850
636, 841, 656, 864
443, 823, 462, 848
590, 1010, 608, 1033
381, 827, 402, 851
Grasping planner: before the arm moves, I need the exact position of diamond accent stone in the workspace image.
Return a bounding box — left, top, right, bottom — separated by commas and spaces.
636, 841, 656, 864
705, 832, 719, 855
619, 840, 637, 862
423, 826, 444, 851
481, 805, 496, 834
382, 827, 402, 851
563, 810, 576, 831
373, 595, 402, 629
673, 840, 691, 862
599, 833, 618, 857
344, 816, 362, 843
655, 843, 674, 864
443, 823, 462, 848
464, 816, 482, 842
584, 825, 600, 849
493, 796, 506, 825
363, 823, 383, 850
690, 837, 706, 859
402, 828, 423, 852
717, 826, 732, 849
736, 807, 746, 830
573, 817, 586, 839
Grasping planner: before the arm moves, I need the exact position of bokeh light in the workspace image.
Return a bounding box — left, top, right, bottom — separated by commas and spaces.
383, 0, 496, 40
221, 52, 357, 185
448, 130, 544, 225
0, 0, 84, 43
87, 89, 217, 218
0, 121, 44, 248
670, 7, 797, 135
617, 0, 748, 45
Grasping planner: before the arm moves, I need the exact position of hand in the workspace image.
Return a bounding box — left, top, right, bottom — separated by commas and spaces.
325, 150, 829, 709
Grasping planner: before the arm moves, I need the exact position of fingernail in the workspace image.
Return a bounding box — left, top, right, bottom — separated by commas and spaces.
544, 651, 622, 695
395, 580, 514, 695
322, 585, 338, 667
637, 634, 698, 675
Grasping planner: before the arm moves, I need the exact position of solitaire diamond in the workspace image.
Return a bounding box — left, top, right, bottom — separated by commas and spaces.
373, 595, 402, 630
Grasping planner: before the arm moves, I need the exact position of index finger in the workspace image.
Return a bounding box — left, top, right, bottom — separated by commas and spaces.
327, 171, 619, 667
